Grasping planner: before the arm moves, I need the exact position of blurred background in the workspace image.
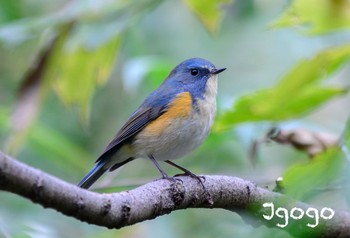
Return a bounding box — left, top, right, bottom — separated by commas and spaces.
1, 0, 350, 237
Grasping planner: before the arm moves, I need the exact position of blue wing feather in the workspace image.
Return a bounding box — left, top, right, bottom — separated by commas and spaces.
96, 79, 184, 162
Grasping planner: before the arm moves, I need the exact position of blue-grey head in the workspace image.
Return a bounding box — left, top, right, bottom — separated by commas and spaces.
165, 58, 226, 99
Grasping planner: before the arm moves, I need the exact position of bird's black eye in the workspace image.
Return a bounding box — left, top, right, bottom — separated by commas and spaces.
190, 68, 199, 76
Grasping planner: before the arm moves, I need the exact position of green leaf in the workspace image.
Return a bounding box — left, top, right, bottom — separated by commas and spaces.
215, 45, 350, 131
273, 0, 350, 34
276, 44, 350, 91
0, 0, 21, 23
45, 27, 121, 124
217, 86, 347, 127
283, 148, 345, 199
183, 0, 233, 34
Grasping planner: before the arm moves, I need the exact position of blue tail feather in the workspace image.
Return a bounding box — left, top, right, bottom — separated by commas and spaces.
78, 161, 107, 189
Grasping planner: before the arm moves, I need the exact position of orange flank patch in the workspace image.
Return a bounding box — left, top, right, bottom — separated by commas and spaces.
143, 92, 192, 136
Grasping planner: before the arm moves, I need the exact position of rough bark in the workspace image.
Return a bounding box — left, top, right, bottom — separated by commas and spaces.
0, 151, 349, 237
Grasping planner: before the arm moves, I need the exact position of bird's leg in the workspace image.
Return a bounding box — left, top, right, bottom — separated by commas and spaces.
165, 160, 206, 186
165, 160, 204, 179
165, 160, 212, 204
148, 155, 178, 182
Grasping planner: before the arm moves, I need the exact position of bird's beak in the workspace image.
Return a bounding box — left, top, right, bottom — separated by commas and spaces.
211, 68, 226, 75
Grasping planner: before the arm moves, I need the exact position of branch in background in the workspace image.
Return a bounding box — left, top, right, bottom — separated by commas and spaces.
7, 23, 75, 154
250, 127, 339, 166
7, 36, 57, 154
0, 151, 349, 238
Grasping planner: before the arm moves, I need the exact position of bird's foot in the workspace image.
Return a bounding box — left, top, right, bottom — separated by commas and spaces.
174, 172, 212, 205
174, 171, 206, 183
161, 174, 183, 184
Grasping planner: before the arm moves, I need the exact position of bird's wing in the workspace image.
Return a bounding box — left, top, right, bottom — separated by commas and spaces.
95, 77, 186, 163
96, 104, 167, 162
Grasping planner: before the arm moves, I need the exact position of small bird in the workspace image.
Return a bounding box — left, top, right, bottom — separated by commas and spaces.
78, 58, 226, 189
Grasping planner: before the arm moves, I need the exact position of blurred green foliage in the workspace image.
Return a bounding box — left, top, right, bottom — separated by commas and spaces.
184, 0, 234, 33
283, 147, 345, 199
47, 29, 121, 122
215, 45, 350, 129
0, 0, 350, 238
273, 0, 350, 34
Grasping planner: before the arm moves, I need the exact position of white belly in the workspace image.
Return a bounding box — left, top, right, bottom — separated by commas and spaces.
134, 110, 211, 160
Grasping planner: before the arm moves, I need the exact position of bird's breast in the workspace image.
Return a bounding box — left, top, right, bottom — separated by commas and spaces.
141, 91, 193, 137
132, 77, 217, 161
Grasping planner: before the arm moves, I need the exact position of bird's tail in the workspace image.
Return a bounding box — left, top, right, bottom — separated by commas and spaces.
78, 161, 108, 189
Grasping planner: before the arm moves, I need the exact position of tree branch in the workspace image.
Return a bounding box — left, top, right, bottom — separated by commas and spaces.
0, 151, 349, 237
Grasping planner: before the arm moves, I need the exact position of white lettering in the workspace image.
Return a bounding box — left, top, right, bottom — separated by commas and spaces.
290, 207, 304, 220
320, 207, 335, 220
263, 202, 274, 220
262, 202, 334, 228
306, 208, 319, 228
275, 207, 289, 228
